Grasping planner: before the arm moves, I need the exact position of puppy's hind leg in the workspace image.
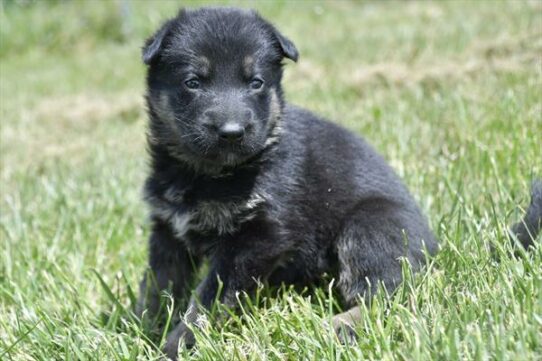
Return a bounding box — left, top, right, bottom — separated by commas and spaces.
332, 205, 432, 342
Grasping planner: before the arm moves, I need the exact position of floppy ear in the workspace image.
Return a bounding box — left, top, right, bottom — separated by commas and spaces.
142, 19, 175, 65
272, 29, 299, 62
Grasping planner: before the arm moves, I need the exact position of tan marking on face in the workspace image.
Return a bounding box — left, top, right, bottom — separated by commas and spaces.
154, 93, 176, 125
265, 88, 283, 146
197, 56, 211, 76
269, 88, 281, 126
243, 56, 255, 77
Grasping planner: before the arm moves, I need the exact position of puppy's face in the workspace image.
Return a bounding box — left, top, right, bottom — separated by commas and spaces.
143, 8, 297, 170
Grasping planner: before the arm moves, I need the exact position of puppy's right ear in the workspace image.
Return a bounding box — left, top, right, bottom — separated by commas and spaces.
272, 30, 298, 63
142, 19, 175, 65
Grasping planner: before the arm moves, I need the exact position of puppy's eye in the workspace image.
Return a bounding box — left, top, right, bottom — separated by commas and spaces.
249, 78, 264, 90
185, 78, 200, 89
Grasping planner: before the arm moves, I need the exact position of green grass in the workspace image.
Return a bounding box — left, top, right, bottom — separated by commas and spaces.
1, 0, 541, 360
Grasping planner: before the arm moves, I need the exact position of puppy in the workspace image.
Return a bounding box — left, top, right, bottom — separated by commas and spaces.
137, 7, 438, 358
136, 7, 540, 360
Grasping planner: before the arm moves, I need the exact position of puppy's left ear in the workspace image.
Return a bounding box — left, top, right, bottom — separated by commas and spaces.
272, 28, 299, 62
142, 19, 175, 65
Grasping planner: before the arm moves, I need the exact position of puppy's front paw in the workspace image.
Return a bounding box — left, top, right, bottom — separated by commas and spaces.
162, 322, 195, 360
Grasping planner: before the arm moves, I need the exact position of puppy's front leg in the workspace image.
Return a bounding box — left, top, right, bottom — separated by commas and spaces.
162, 267, 223, 356
137, 220, 199, 322
163, 243, 279, 360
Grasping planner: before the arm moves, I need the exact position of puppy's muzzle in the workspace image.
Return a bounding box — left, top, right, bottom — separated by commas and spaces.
204, 107, 253, 144
218, 122, 245, 142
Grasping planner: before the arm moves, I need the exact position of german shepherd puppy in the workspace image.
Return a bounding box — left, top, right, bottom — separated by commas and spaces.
136, 7, 541, 360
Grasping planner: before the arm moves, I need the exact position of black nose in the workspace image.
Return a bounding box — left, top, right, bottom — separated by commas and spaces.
218, 122, 245, 142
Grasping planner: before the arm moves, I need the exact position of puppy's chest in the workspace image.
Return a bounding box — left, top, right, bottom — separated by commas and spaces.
147, 180, 266, 248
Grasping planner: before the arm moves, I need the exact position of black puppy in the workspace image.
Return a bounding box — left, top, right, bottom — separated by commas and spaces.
136, 7, 540, 360
137, 7, 438, 358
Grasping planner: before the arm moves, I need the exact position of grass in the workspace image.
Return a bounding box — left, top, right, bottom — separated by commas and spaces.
1, 0, 541, 360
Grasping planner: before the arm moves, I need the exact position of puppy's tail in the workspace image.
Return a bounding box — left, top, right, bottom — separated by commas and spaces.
509, 180, 542, 249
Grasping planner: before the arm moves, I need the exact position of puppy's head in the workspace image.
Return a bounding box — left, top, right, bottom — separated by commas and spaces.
143, 8, 297, 172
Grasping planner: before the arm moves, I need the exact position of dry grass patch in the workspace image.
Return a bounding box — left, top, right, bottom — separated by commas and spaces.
0, 92, 146, 178
350, 32, 542, 88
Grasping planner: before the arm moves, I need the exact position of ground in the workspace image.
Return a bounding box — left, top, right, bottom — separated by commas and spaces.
0, 1, 541, 360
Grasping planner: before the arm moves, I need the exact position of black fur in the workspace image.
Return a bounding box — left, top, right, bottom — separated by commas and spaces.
135, 7, 540, 360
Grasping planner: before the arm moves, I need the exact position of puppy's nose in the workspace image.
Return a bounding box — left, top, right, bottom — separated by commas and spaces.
218, 122, 245, 142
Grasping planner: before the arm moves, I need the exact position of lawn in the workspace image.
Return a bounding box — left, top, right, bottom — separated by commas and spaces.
1, 0, 541, 360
